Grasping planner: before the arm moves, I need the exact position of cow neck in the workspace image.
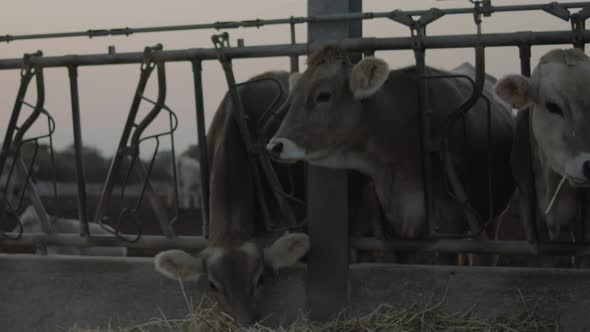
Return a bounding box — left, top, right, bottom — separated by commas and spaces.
353, 68, 427, 237
207, 99, 255, 248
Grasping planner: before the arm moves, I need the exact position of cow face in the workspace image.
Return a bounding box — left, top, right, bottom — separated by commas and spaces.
267, 46, 389, 171
154, 232, 309, 326
495, 49, 590, 185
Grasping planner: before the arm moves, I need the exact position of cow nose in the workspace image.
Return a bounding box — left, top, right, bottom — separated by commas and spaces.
267, 140, 283, 158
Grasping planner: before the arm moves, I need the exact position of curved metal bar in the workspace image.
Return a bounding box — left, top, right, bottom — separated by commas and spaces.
130, 59, 167, 147
235, 76, 285, 132
12, 58, 46, 149
116, 98, 179, 242
0, 52, 40, 178
421, 70, 494, 240
93, 45, 158, 228
17, 105, 59, 212
212, 36, 301, 232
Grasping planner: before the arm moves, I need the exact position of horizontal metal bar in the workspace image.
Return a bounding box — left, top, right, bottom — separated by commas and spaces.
0, 30, 587, 70
0, 233, 207, 250
1, 2, 589, 43
352, 238, 590, 256
5, 233, 590, 256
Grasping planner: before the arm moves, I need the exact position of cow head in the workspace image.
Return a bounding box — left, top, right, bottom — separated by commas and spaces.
495, 48, 590, 185
154, 232, 309, 326
267, 45, 389, 172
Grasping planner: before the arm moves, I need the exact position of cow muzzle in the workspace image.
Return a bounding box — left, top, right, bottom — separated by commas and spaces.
266, 137, 305, 163
565, 153, 590, 186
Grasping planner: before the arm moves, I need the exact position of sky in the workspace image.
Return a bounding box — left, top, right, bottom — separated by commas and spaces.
0, 0, 584, 159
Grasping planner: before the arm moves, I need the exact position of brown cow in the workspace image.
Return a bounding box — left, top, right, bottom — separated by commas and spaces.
154, 71, 309, 326
268, 46, 515, 257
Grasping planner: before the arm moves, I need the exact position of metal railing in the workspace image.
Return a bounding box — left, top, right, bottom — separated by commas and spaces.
0, 1, 590, 256
0, 1, 587, 44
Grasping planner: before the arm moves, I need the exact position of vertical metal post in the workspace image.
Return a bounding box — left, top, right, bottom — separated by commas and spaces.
289, 20, 299, 73
519, 45, 531, 77
306, 0, 360, 321
413, 29, 435, 236
518, 44, 540, 244
67, 66, 90, 237
571, 13, 587, 50
191, 60, 210, 238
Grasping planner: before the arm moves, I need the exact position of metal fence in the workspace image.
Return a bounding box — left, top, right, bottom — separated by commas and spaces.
0, 1, 589, 267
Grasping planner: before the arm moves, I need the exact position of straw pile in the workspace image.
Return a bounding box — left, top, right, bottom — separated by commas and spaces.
67, 298, 558, 332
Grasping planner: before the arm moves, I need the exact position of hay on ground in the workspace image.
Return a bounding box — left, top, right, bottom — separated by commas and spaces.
67, 299, 558, 332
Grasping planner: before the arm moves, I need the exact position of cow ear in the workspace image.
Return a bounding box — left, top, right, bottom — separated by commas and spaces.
155, 249, 205, 281
289, 72, 302, 93
495, 74, 532, 110
349, 57, 389, 100
264, 232, 310, 271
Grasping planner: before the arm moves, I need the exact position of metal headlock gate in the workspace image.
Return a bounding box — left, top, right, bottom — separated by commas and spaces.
1, 0, 590, 318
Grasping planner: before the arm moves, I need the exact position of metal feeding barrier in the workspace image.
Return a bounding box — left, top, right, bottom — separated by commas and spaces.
2, 0, 590, 321
93, 43, 178, 242
0, 1, 589, 259
0, 51, 58, 247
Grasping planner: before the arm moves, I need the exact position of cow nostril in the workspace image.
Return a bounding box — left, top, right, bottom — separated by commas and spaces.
583, 161, 590, 179
270, 142, 283, 156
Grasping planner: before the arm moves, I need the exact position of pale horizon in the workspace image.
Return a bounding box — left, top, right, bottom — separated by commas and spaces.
0, 0, 583, 158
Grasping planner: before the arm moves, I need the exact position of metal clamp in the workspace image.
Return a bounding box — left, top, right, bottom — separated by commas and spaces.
571, 7, 590, 49
543, 2, 571, 21
212, 32, 230, 57
388, 9, 444, 50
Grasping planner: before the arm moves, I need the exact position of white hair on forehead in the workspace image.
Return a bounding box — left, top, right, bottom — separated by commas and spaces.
539, 48, 589, 67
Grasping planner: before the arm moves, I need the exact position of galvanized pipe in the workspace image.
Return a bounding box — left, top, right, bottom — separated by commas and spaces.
0, 2, 589, 44
0, 233, 208, 250
517, 44, 539, 244
67, 66, 90, 237
0, 30, 588, 70
414, 45, 434, 236
352, 238, 590, 256
190, 60, 210, 238
289, 20, 299, 73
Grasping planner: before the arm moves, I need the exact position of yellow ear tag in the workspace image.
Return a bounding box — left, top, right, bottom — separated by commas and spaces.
512, 95, 527, 109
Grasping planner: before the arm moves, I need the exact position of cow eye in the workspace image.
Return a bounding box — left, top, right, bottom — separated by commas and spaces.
316, 92, 332, 104
209, 281, 220, 292
545, 102, 563, 116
